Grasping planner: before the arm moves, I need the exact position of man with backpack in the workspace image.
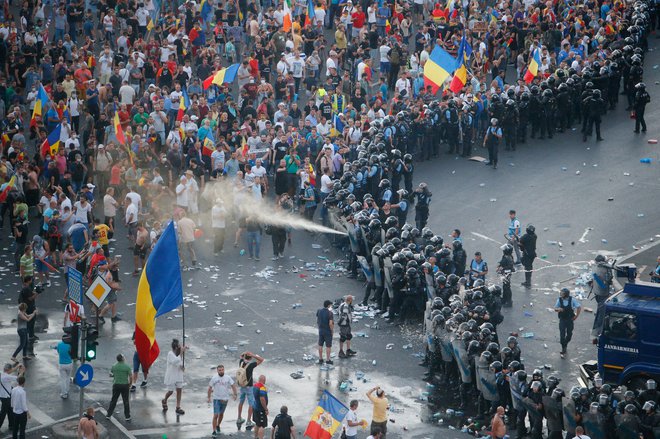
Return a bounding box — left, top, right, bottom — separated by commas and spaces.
236, 351, 265, 430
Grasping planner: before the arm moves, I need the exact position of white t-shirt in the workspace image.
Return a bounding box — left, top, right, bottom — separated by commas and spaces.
125, 191, 142, 208
0, 372, 17, 398
344, 409, 359, 435
73, 201, 92, 224
208, 374, 235, 400
176, 183, 189, 207
164, 351, 184, 385
211, 205, 226, 229
211, 150, 225, 170
125, 203, 138, 224
252, 166, 267, 179
320, 174, 332, 194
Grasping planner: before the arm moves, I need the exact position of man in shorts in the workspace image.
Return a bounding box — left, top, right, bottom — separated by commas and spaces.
236, 351, 264, 430
207, 364, 237, 437
316, 300, 334, 365
252, 375, 268, 439
97, 261, 122, 323
133, 222, 149, 276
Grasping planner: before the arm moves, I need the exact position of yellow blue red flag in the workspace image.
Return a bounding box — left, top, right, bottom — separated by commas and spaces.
134, 221, 183, 369
303, 391, 349, 439
423, 45, 456, 94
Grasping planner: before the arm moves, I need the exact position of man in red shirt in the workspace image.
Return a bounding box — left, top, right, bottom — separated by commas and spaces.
352, 6, 366, 38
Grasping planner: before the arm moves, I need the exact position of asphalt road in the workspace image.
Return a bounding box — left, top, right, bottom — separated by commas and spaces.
1, 45, 659, 439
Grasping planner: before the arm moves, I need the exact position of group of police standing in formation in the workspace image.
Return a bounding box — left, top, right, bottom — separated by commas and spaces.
366, 9, 655, 172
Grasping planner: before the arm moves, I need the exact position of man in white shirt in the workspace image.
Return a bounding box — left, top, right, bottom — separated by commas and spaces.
176, 176, 189, 209
119, 80, 136, 106
11, 376, 29, 438
207, 365, 237, 437
124, 198, 139, 243
211, 145, 226, 179
343, 400, 366, 439
125, 188, 142, 211
1, 362, 23, 432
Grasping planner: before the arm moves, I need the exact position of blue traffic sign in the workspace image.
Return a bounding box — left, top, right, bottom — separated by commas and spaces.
67, 267, 83, 304
75, 364, 94, 388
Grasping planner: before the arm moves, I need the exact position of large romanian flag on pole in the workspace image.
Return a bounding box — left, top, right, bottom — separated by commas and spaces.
423, 45, 456, 94
523, 47, 541, 84
303, 391, 349, 439
134, 221, 183, 369
203, 64, 240, 90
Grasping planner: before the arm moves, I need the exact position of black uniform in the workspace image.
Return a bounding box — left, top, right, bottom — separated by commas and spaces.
634, 88, 651, 133
519, 230, 537, 287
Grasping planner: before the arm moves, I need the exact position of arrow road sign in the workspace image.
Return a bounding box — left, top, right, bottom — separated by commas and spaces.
75, 364, 94, 388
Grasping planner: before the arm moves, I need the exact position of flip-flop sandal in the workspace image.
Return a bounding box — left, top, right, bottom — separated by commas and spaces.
162, 399, 168, 411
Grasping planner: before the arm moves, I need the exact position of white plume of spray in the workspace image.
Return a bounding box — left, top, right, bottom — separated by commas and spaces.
200, 179, 347, 236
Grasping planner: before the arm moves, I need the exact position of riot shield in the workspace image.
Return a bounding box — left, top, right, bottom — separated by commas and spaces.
372, 254, 383, 287
425, 272, 435, 299
452, 338, 472, 384
383, 257, 393, 298
357, 256, 373, 283
439, 329, 454, 362
480, 367, 499, 402
509, 375, 523, 411
542, 395, 564, 433
342, 218, 360, 253
583, 412, 606, 439
562, 399, 579, 435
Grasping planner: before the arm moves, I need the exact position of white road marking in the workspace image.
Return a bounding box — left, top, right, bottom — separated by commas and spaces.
470, 232, 502, 245
96, 407, 138, 439
578, 227, 592, 243
27, 402, 56, 425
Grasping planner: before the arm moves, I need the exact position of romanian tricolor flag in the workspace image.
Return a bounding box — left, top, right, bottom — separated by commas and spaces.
202, 64, 240, 89
202, 129, 215, 156
135, 221, 183, 370
147, 17, 155, 31
176, 96, 186, 122
450, 35, 472, 93
423, 45, 456, 94
303, 391, 349, 439
385, 19, 391, 34
605, 23, 615, 35
114, 110, 126, 145
490, 8, 500, 24
282, 0, 293, 32
523, 47, 541, 84
40, 124, 62, 157
0, 175, 17, 203
200, 0, 212, 22
30, 85, 50, 128
304, 0, 315, 27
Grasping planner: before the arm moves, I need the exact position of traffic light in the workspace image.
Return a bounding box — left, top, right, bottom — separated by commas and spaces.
85, 328, 99, 361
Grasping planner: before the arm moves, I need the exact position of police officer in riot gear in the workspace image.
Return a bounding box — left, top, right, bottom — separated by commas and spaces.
497, 244, 515, 307
591, 254, 613, 341
633, 82, 651, 133
502, 99, 519, 151
483, 118, 503, 169
461, 105, 474, 157
584, 89, 606, 142
555, 288, 582, 358
519, 225, 537, 288
413, 183, 431, 230
444, 100, 460, 155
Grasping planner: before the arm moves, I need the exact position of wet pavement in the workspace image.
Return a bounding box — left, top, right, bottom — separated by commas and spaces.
1, 42, 660, 439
